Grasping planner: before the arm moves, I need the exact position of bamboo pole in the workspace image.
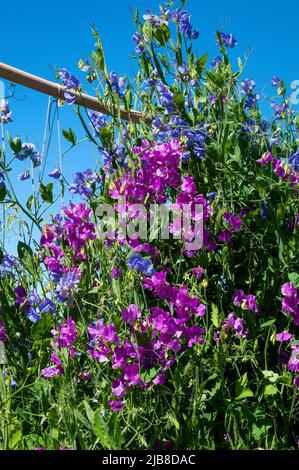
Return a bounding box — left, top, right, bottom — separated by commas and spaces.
0, 61, 146, 124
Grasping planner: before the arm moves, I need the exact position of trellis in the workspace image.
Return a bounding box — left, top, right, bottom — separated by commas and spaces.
0, 61, 144, 124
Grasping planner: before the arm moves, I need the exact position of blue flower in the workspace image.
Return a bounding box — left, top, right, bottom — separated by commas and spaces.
38, 299, 56, 314
128, 254, 156, 275
87, 110, 107, 135
109, 71, 126, 98
219, 32, 237, 48
18, 170, 30, 181
0, 100, 12, 123
58, 68, 81, 105
16, 143, 41, 167
48, 167, 61, 179
55, 271, 80, 302
69, 168, 98, 199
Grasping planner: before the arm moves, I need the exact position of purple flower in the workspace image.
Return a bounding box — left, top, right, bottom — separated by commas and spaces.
18, 170, 30, 181
276, 331, 293, 342
122, 304, 141, 324
241, 79, 256, 95
288, 346, 299, 373
48, 167, 61, 179
271, 101, 288, 119
192, 267, 205, 279
0, 99, 12, 123
111, 267, 122, 279
58, 68, 81, 105
0, 254, 22, 279
223, 212, 242, 232
212, 56, 222, 69
109, 71, 126, 97
108, 400, 126, 413
132, 32, 145, 54
128, 254, 156, 275
257, 151, 273, 165
166, 9, 199, 39
281, 282, 297, 297
156, 81, 175, 114
219, 32, 237, 48
218, 229, 232, 243
16, 143, 41, 167
69, 168, 98, 199
55, 271, 80, 302
87, 110, 107, 135
123, 363, 140, 385
222, 312, 248, 338
38, 299, 56, 314
181, 176, 196, 194
232, 290, 259, 313
272, 76, 281, 87
0, 321, 6, 341
112, 378, 127, 398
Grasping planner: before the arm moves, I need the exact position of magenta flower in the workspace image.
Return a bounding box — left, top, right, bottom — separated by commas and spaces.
0, 321, 6, 341
256, 151, 273, 166
122, 304, 141, 324
288, 346, 299, 373
276, 331, 293, 342
123, 364, 140, 385
112, 378, 127, 398
111, 267, 122, 279
108, 400, 126, 413
218, 229, 232, 243
181, 176, 197, 194
192, 267, 205, 279
281, 282, 297, 297
232, 290, 259, 312
223, 212, 242, 232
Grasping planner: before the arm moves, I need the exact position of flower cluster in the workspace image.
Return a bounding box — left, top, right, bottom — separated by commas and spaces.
15, 142, 41, 167
58, 68, 81, 105
40, 203, 96, 302
232, 290, 259, 313
257, 151, 299, 188
41, 317, 78, 378
69, 168, 99, 199
281, 282, 299, 326
240, 79, 259, 109
88, 277, 206, 411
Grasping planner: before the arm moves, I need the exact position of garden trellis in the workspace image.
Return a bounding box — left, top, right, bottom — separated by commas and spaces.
0, 61, 145, 123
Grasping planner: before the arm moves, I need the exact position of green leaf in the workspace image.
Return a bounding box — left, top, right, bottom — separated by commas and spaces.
288, 272, 299, 288
17, 241, 33, 260
140, 367, 159, 383
205, 70, 224, 88
39, 182, 53, 204
6, 132, 22, 154
166, 413, 180, 430
259, 318, 276, 329
154, 24, 170, 46
26, 195, 34, 211
262, 370, 279, 383
62, 128, 76, 145
143, 21, 153, 41
211, 303, 220, 327
236, 389, 254, 399
264, 384, 278, 396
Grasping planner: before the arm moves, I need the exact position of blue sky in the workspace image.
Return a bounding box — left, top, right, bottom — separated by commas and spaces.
1, 0, 299, 249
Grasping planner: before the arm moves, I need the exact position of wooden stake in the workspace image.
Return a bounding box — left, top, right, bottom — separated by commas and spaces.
0, 61, 146, 124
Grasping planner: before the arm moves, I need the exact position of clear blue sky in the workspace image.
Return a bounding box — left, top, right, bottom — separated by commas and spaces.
1, 0, 299, 248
